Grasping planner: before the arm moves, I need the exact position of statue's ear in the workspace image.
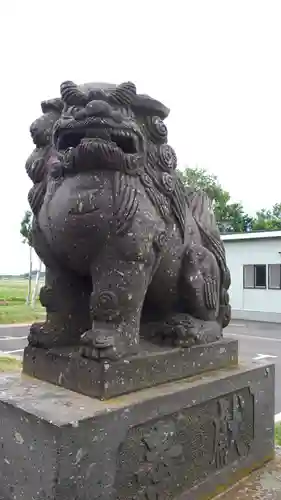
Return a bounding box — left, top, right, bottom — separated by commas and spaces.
132, 94, 170, 120
30, 101, 62, 148
41, 98, 63, 114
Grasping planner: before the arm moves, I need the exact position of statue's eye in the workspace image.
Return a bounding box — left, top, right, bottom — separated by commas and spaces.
144, 115, 167, 144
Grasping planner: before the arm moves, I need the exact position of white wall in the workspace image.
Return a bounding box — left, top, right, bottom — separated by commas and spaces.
224, 237, 281, 322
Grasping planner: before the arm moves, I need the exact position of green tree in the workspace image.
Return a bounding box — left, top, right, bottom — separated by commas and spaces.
179, 167, 252, 233
20, 210, 33, 305
252, 203, 281, 231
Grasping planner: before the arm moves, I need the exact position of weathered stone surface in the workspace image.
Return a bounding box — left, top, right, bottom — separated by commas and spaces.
0, 362, 274, 500
23, 338, 238, 399
219, 448, 281, 499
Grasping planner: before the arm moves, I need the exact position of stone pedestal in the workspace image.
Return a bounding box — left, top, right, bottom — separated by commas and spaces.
0, 362, 274, 500
23, 339, 238, 399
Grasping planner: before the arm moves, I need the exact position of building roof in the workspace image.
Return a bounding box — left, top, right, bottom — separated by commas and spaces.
221, 230, 281, 242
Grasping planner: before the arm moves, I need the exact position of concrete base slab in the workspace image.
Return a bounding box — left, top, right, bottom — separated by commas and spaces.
218, 447, 281, 499
0, 362, 275, 499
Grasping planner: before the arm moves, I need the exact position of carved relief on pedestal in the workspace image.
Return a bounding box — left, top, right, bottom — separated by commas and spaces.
115, 388, 255, 499
211, 391, 255, 469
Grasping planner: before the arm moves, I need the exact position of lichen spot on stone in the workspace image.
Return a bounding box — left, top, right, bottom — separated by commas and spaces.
14, 431, 24, 444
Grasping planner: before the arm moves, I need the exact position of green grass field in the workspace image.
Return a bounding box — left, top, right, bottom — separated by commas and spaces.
0, 279, 46, 324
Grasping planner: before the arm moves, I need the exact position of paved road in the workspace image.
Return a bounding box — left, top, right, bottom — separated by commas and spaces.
225, 320, 281, 416
0, 324, 29, 356
1, 320, 281, 413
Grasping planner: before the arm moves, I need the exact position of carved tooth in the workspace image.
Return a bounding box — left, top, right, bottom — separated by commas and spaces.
133, 135, 139, 152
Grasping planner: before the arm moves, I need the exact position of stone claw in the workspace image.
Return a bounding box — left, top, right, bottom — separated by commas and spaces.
80, 329, 120, 360
142, 314, 222, 348
79, 326, 140, 360
28, 322, 46, 347
28, 321, 79, 348
172, 324, 198, 347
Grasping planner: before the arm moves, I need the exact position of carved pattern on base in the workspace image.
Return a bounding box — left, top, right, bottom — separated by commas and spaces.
115, 387, 255, 499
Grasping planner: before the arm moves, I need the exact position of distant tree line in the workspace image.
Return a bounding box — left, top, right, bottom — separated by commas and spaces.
0, 271, 45, 279
180, 167, 281, 233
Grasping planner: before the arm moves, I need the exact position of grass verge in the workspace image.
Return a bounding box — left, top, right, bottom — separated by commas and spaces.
0, 356, 22, 372
0, 304, 45, 324
275, 422, 281, 446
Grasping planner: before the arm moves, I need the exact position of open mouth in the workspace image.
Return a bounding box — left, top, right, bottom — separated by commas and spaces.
56, 127, 140, 155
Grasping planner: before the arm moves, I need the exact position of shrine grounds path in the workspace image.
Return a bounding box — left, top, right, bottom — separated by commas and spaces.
0, 320, 281, 414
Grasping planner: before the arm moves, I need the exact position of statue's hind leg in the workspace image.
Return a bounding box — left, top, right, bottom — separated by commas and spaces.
28, 221, 91, 348
28, 266, 92, 348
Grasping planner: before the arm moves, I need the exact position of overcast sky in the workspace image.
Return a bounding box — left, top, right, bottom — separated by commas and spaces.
1, 0, 281, 274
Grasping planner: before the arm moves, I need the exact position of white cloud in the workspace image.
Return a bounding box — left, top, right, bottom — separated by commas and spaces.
1, 0, 281, 273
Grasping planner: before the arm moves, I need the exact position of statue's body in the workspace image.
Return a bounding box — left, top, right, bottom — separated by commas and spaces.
26, 81, 231, 360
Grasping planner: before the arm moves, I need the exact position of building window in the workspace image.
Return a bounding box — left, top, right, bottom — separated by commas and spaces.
243, 264, 267, 289
268, 264, 281, 289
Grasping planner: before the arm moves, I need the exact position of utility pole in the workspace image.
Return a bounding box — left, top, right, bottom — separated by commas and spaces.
31, 260, 42, 308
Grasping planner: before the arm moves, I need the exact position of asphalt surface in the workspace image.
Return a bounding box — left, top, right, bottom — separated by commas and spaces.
224, 320, 281, 416
0, 320, 281, 413
0, 324, 29, 356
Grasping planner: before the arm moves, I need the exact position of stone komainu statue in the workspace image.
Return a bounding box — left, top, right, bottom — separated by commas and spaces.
25, 81, 231, 360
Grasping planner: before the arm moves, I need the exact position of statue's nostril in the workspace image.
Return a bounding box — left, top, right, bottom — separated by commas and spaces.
73, 109, 87, 120
86, 100, 113, 117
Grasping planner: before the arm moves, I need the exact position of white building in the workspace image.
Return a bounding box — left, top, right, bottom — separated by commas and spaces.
222, 230, 281, 322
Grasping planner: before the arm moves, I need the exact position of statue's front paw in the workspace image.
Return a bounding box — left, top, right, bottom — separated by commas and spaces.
80, 329, 118, 360
80, 323, 139, 360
